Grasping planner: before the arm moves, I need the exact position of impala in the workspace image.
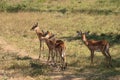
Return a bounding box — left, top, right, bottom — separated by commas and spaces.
41, 32, 67, 69
76, 31, 112, 67
30, 22, 52, 59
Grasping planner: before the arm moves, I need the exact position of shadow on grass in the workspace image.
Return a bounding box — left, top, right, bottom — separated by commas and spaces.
61, 32, 120, 46
7, 58, 51, 77
0, 51, 50, 77
1, 52, 120, 80
3, 6, 120, 15
71, 9, 120, 15
6, 52, 117, 80
84, 64, 120, 80
64, 52, 120, 80
1, 41, 120, 80
112, 58, 120, 68
83, 68, 120, 80
27, 60, 50, 77
16, 56, 32, 60
69, 62, 120, 80
53, 62, 120, 80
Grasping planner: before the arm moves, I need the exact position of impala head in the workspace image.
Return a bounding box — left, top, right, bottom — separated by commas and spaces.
30, 22, 39, 31
76, 30, 90, 41
41, 31, 55, 40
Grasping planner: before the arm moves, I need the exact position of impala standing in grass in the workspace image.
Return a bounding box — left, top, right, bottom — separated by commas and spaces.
76, 31, 112, 67
41, 32, 67, 70
30, 22, 52, 59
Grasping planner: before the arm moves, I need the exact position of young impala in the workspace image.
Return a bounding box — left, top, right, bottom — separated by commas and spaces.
30, 22, 52, 59
76, 30, 112, 67
41, 32, 67, 69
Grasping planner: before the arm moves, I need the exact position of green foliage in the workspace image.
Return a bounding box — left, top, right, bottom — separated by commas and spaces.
6, 4, 26, 12
0, 0, 119, 14
0, 0, 7, 11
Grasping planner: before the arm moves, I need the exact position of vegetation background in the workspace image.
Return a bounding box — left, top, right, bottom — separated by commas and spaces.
0, 0, 120, 80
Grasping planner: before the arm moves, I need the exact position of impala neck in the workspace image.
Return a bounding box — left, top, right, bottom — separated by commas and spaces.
35, 28, 43, 41
35, 27, 41, 34
82, 34, 88, 45
44, 38, 49, 46
44, 38, 55, 49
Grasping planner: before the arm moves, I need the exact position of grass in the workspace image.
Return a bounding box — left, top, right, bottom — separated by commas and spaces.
0, 0, 120, 80
0, 0, 120, 14
0, 12, 120, 80
0, 49, 51, 80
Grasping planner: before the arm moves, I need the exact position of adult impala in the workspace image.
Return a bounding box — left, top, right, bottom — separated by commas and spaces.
30, 22, 52, 59
41, 32, 67, 69
76, 30, 112, 67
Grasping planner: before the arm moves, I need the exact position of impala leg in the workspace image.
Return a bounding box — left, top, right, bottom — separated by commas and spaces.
60, 49, 67, 70
61, 56, 67, 70
62, 51, 67, 70
90, 50, 94, 65
105, 44, 112, 67
63, 50, 66, 65
40, 40, 44, 51
51, 50, 55, 63
105, 50, 112, 67
58, 50, 61, 63
47, 49, 51, 63
42, 41, 44, 51
60, 54, 64, 69
39, 40, 42, 59
64, 55, 67, 69
55, 49, 58, 64
56, 49, 60, 63
62, 57, 65, 67
106, 50, 112, 61
58, 50, 62, 66
102, 51, 110, 67
39, 50, 41, 59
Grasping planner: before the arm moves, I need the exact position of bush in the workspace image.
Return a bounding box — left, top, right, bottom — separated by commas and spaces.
6, 4, 26, 12
0, 1, 7, 11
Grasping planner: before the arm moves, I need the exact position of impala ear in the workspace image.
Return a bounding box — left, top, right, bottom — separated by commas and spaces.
30, 22, 38, 30
36, 22, 38, 26
42, 30, 45, 33
43, 30, 49, 37
76, 30, 82, 36
47, 30, 50, 33
76, 31, 79, 33
87, 31, 90, 34
34, 22, 38, 28
85, 31, 90, 35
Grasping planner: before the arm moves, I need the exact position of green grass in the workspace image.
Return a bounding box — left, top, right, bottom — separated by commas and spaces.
0, 0, 120, 80
0, 0, 120, 14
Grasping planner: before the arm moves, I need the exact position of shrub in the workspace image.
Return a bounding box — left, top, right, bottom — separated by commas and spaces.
6, 4, 26, 12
